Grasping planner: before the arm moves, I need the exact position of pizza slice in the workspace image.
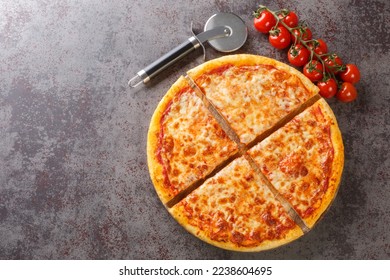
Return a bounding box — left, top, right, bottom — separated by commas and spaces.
147, 76, 239, 204
187, 54, 319, 144
247, 99, 344, 228
169, 156, 303, 251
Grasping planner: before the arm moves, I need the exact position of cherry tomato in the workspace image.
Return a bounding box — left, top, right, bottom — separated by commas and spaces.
292, 26, 312, 43
339, 64, 361, 84
317, 78, 338, 98
288, 44, 310, 67
336, 82, 357, 102
303, 60, 323, 82
279, 11, 299, 28
254, 10, 277, 34
324, 54, 343, 73
308, 39, 328, 55
269, 25, 291, 49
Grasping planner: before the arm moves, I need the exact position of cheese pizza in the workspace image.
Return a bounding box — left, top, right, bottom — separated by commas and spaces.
186, 55, 318, 144
147, 54, 344, 251
248, 99, 344, 228
170, 156, 303, 251
147, 76, 239, 204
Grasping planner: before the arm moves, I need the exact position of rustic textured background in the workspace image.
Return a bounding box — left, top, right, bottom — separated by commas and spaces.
0, 0, 389, 259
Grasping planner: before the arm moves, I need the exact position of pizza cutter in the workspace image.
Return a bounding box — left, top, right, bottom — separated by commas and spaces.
128, 12, 247, 87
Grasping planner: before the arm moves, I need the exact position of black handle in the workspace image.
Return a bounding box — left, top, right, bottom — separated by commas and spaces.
143, 39, 197, 80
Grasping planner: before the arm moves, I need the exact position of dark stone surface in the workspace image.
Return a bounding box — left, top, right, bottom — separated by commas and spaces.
0, 0, 389, 259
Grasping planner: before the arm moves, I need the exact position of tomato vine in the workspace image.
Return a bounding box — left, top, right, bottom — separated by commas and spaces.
253, 5, 361, 102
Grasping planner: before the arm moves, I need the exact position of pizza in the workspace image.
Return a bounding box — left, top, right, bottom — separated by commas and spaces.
147, 76, 239, 204
147, 54, 344, 251
169, 156, 303, 251
247, 99, 344, 228
186, 55, 318, 144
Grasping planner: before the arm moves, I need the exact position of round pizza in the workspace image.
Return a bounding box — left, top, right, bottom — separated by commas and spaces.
147, 54, 344, 252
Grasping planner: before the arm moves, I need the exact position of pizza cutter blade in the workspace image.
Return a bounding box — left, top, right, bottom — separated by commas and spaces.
128, 12, 247, 87
204, 12, 247, 53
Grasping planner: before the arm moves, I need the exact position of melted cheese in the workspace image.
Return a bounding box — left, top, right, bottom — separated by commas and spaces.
196, 65, 314, 144
158, 87, 238, 197
248, 102, 334, 219
172, 157, 296, 247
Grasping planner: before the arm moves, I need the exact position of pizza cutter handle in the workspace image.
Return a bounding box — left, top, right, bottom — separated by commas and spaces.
128, 37, 200, 87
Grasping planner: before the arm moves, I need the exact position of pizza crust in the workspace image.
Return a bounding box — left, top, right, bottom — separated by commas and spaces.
170, 205, 304, 252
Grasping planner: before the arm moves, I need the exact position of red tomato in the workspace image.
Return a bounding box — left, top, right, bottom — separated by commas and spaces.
317, 78, 338, 98
308, 39, 328, 55
254, 10, 277, 34
287, 44, 310, 67
339, 64, 361, 84
324, 54, 343, 73
303, 60, 323, 82
279, 11, 299, 28
269, 25, 291, 49
336, 82, 357, 102
292, 26, 312, 43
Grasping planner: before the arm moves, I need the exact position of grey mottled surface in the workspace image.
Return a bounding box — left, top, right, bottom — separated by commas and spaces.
0, 0, 389, 259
